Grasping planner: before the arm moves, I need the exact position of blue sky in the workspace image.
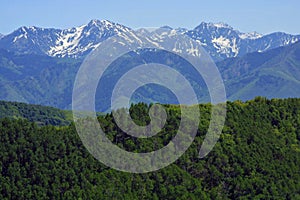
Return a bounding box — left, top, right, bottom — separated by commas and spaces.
1, 0, 299, 35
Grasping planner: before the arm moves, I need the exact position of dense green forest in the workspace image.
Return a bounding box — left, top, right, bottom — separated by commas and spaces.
0, 97, 300, 199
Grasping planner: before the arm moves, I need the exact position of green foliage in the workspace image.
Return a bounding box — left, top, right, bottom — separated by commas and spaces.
0, 100, 71, 126
0, 98, 300, 199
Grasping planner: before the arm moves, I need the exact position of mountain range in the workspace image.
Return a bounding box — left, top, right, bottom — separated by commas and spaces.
0, 19, 299, 110
0, 20, 299, 61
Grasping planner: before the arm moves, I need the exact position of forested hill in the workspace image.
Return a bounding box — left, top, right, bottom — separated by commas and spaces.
0, 100, 72, 126
0, 97, 300, 199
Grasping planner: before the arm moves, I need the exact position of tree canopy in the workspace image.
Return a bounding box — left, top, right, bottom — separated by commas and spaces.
0, 98, 299, 199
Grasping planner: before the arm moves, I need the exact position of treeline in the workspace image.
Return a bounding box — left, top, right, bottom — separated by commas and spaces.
0, 97, 299, 199
0, 101, 71, 126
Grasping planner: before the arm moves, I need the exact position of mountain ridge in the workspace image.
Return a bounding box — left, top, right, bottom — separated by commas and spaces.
0, 20, 299, 61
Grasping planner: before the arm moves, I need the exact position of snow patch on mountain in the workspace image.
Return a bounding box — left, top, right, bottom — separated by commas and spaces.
48, 25, 86, 57
211, 22, 232, 29
47, 20, 132, 58
239, 32, 262, 39
13, 27, 29, 42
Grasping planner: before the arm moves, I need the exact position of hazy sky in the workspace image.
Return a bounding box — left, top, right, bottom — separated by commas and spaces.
0, 0, 299, 35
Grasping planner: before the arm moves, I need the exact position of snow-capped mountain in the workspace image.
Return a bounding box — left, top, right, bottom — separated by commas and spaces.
0, 26, 61, 55
0, 20, 131, 58
186, 22, 300, 60
0, 20, 299, 61
48, 20, 132, 58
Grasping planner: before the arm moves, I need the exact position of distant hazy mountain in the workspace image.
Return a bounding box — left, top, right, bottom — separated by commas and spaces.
0, 40, 299, 110
218, 41, 300, 100
0, 20, 299, 61
0, 49, 81, 108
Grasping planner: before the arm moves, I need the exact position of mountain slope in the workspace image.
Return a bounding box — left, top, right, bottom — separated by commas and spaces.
0, 49, 81, 108
218, 41, 300, 100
